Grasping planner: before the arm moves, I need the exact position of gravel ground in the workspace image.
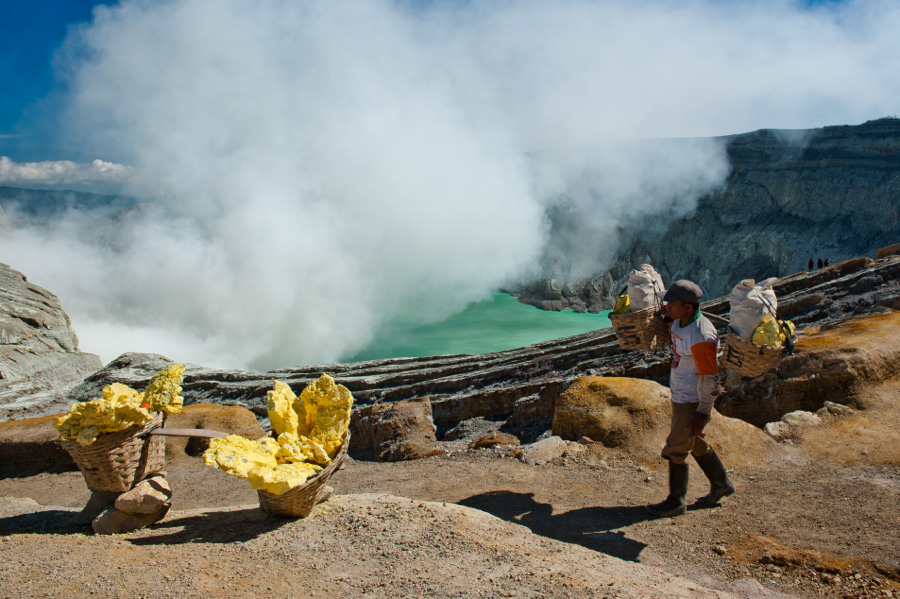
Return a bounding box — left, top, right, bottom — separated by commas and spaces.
1, 442, 898, 599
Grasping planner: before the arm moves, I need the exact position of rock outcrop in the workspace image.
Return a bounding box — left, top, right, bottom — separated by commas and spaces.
351, 397, 443, 462
0, 262, 102, 420
552, 377, 669, 448
513, 117, 900, 312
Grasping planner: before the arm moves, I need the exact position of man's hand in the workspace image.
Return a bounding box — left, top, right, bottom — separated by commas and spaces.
690, 412, 710, 437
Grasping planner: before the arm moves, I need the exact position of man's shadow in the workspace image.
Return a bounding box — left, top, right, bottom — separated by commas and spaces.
458, 491, 653, 562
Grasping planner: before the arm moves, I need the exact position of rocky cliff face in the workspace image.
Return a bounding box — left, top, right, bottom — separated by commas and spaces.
0, 263, 102, 420
512, 117, 900, 312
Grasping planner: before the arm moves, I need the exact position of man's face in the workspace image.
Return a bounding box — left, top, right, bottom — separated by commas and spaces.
664, 299, 692, 321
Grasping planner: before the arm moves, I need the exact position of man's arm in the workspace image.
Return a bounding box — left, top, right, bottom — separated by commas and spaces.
691, 341, 719, 435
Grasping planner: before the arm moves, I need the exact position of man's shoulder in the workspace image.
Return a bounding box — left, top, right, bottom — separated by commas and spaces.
695, 314, 719, 341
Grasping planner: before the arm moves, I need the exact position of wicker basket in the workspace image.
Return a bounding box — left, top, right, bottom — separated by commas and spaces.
720, 328, 785, 378
609, 306, 672, 350
61, 412, 166, 493
257, 431, 350, 518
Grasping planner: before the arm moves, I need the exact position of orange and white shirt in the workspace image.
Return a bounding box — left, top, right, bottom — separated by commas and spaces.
670, 313, 719, 405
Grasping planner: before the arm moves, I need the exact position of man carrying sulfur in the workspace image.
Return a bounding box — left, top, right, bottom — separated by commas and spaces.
646, 280, 736, 517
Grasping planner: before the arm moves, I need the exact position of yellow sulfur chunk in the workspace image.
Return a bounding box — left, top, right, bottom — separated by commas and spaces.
203, 373, 353, 494
55, 364, 186, 445
75, 425, 102, 446
55, 383, 150, 445
142, 363, 185, 414
612, 294, 631, 314
267, 380, 300, 438
752, 315, 796, 347
202, 435, 281, 477
276, 432, 331, 466
298, 374, 353, 458
247, 462, 323, 495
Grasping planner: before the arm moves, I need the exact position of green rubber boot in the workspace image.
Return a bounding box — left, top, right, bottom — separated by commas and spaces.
646, 461, 688, 517
694, 450, 736, 506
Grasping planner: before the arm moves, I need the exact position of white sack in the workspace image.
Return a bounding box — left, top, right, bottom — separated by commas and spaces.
627, 264, 665, 311
729, 277, 778, 340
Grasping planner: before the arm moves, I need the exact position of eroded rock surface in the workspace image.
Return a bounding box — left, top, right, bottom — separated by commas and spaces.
352, 397, 443, 462
553, 377, 670, 447
0, 262, 102, 420
514, 118, 900, 312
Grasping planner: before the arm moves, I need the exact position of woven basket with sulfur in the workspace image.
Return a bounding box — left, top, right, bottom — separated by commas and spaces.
257, 431, 350, 518
609, 306, 672, 350
61, 412, 167, 493
720, 328, 786, 378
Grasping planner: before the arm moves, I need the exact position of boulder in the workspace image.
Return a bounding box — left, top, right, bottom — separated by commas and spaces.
552, 377, 670, 448
351, 397, 443, 462
114, 475, 173, 514
0, 263, 102, 421
764, 421, 792, 443
819, 401, 855, 417
781, 411, 823, 428
92, 504, 169, 535
522, 435, 567, 465
73, 491, 121, 526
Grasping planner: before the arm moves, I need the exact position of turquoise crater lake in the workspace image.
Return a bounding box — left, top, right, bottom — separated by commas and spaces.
346, 292, 612, 362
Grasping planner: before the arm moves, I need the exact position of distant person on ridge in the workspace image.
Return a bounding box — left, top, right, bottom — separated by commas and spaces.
646, 280, 735, 518
818, 258, 823, 269
808, 257, 814, 271
824, 258, 829, 267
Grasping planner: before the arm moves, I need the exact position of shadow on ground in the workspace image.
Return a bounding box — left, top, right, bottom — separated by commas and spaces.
128, 506, 287, 545
0, 509, 85, 535
459, 490, 653, 561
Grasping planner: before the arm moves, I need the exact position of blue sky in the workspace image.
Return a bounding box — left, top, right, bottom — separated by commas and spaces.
0, 1, 113, 161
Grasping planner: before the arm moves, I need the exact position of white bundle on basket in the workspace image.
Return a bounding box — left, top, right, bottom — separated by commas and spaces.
729, 278, 778, 340
627, 264, 665, 311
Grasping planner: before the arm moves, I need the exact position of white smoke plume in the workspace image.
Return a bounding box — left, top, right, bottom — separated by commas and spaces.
3, 0, 899, 370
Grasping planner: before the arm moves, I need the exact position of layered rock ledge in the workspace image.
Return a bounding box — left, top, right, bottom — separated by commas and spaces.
52, 249, 900, 440
0, 263, 102, 420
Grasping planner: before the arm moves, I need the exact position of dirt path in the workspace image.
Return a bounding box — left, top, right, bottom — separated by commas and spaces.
2, 444, 898, 599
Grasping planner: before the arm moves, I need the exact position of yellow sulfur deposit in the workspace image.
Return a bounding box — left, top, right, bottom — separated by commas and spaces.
203, 435, 281, 475
142, 363, 186, 414
55, 363, 185, 445
296, 373, 353, 457
752, 315, 796, 348
203, 374, 353, 494
612, 294, 631, 314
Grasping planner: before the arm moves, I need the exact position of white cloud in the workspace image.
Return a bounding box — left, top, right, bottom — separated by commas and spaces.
0, 156, 132, 185
6, 0, 899, 370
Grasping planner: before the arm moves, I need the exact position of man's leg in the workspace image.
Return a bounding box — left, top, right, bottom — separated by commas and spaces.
646, 402, 695, 517
693, 448, 736, 506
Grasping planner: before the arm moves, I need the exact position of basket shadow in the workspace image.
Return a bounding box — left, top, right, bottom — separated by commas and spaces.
458, 491, 651, 562
128, 506, 288, 545
0, 509, 86, 535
